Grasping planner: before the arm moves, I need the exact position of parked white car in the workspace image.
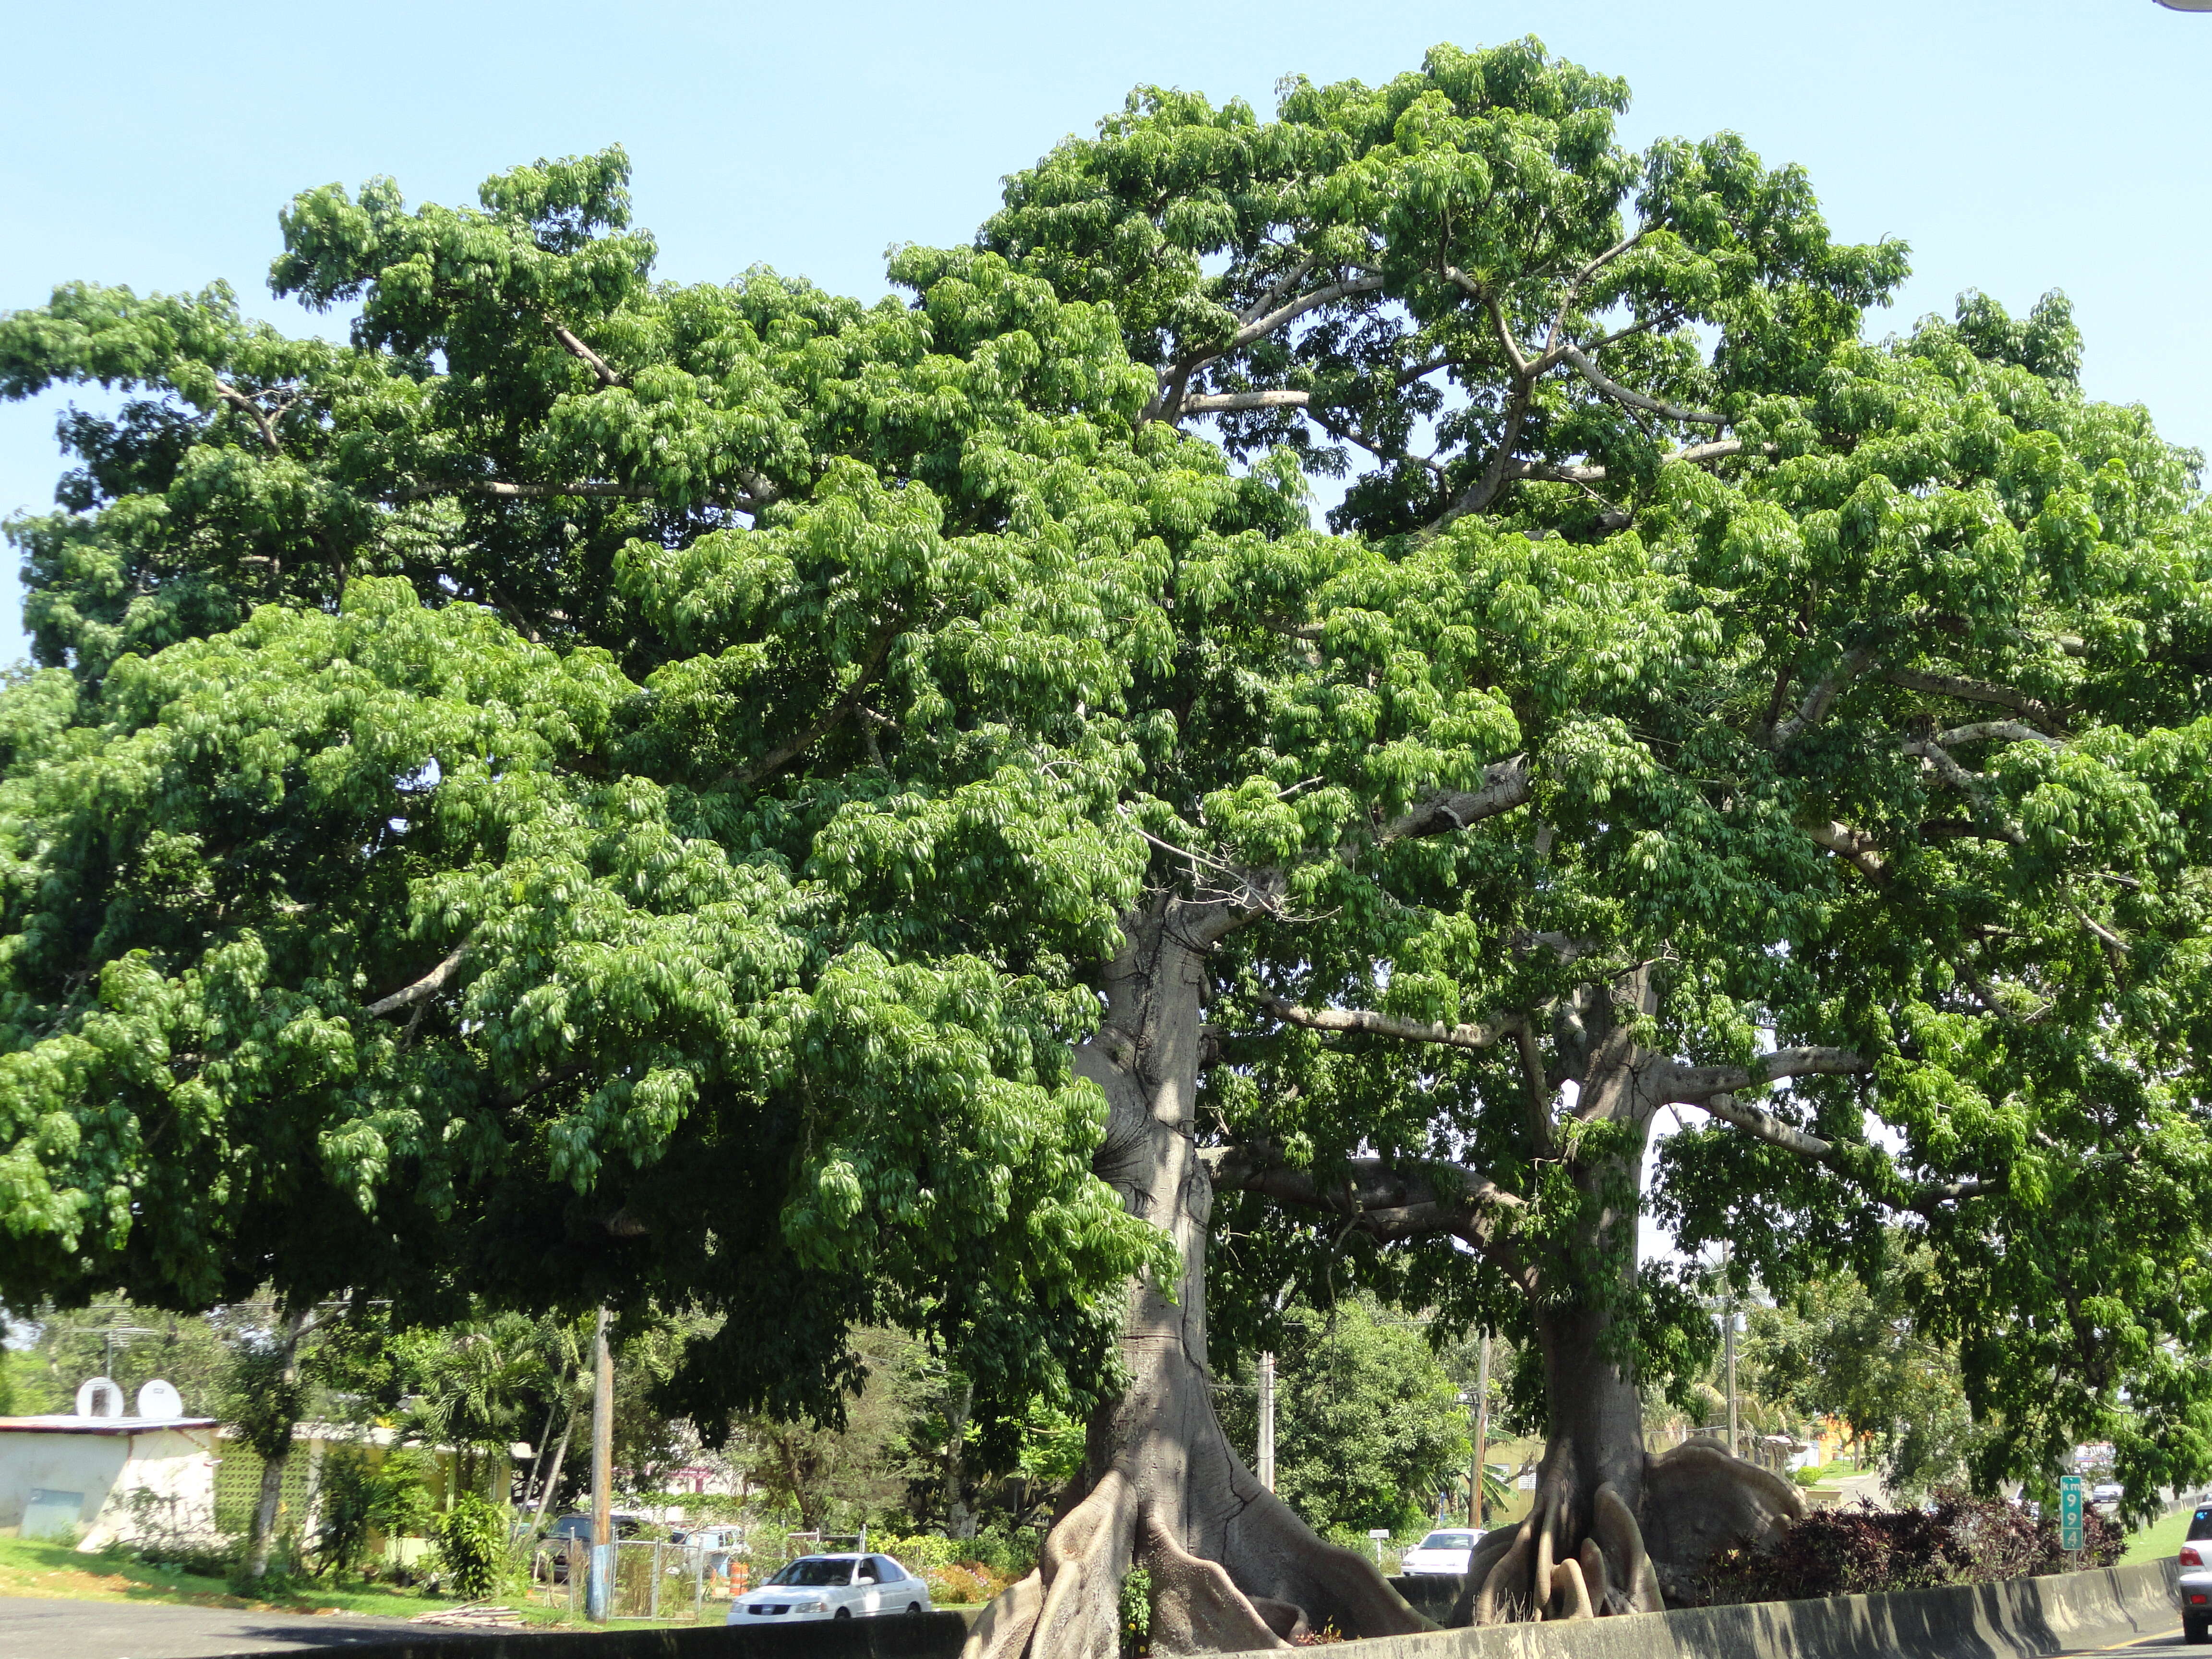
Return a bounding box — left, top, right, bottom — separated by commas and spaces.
1400, 1528, 1484, 1575
727, 1553, 933, 1623
2180, 1503, 2212, 1645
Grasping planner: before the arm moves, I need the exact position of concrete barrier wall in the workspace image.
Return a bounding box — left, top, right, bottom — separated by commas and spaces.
240, 1563, 2174, 1659
218, 1609, 973, 1659
1348, 1559, 2182, 1659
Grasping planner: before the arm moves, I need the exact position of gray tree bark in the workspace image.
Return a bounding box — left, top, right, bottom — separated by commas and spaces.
965, 792, 1815, 1653
243, 1305, 313, 1582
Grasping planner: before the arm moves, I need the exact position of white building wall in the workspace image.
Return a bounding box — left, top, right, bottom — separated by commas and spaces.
0, 1426, 220, 1549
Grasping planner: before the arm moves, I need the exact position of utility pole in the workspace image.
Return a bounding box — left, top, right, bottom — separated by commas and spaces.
1256, 1353, 1276, 1491
1722, 1240, 1739, 1459
1468, 1334, 1491, 1528
589, 1309, 613, 1623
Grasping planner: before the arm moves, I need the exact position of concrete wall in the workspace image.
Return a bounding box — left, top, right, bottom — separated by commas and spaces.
0, 1425, 217, 1544
1351, 1558, 2181, 1659
217, 1609, 974, 1659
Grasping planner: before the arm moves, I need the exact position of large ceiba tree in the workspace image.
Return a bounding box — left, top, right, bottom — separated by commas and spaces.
4, 38, 2211, 1655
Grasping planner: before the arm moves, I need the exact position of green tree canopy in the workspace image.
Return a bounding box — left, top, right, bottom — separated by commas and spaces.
2, 37, 2210, 1641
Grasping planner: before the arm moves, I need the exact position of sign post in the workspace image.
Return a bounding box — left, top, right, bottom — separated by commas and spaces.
1367, 1527, 1392, 1566
2059, 1474, 2086, 1556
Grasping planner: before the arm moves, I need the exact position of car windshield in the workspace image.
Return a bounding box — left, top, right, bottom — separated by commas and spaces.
2188, 1508, 2212, 1542
1418, 1532, 1475, 1550
770, 1558, 854, 1587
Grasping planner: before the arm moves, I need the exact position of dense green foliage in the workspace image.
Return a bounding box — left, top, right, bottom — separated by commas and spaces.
432, 1490, 510, 1599
1219, 1298, 1471, 1536
1747, 1235, 1976, 1499
1, 38, 2209, 1516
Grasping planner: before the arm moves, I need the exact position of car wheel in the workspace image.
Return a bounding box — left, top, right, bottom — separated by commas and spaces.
835, 1608, 852, 1619
909, 1603, 923, 1614
2184, 1615, 2209, 1646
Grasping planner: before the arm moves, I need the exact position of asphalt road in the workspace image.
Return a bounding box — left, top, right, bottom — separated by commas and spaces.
0, 1595, 485, 1658
0, 1597, 2192, 1659
2086, 1627, 2197, 1659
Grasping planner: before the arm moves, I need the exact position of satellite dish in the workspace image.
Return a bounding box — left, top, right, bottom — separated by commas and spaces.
137, 1379, 185, 1419
2155, 1, 2212, 11
73, 1377, 124, 1418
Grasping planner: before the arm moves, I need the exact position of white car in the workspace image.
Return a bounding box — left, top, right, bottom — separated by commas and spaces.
728, 1552, 933, 1623
2181, 1504, 2211, 1645
1400, 1528, 1484, 1575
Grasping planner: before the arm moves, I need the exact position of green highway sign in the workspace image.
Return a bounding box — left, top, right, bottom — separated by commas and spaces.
2059, 1475, 2086, 1552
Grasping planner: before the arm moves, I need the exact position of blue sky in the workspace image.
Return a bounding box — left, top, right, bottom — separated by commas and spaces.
4, 0, 2208, 668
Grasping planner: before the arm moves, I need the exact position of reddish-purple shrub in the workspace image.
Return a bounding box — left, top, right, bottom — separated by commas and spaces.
1703, 1491, 2124, 1604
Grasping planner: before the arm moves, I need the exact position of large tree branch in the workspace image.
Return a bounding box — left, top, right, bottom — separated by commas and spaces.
1928, 720, 2062, 752
1808, 819, 1887, 881
1680, 1093, 1990, 1212
1203, 1142, 1526, 1253
1146, 271, 1386, 424
1229, 273, 1384, 351
1255, 992, 1514, 1052
389, 475, 777, 513
1374, 756, 1533, 843
1234, 255, 1317, 328
364, 942, 470, 1017
549, 322, 622, 388
1180, 389, 1312, 415
1881, 667, 2066, 735
721, 616, 903, 790
1432, 396, 1533, 529
1770, 648, 1875, 745
212, 381, 283, 457
1665, 1047, 1872, 1103
1553, 343, 1725, 427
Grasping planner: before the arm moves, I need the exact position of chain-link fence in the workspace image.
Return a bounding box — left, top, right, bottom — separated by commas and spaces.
529, 1535, 744, 1621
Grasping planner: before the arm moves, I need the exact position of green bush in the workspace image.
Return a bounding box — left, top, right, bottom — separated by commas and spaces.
1118, 1565, 1152, 1659
433, 1493, 511, 1600
315, 1449, 433, 1580
967, 1522, 1043, 1580
874, 1533, 963, 1572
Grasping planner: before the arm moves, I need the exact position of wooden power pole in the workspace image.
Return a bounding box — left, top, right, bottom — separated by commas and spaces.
1723, 1241, 1740, 1459
1468, 1334, 1491, 1528
1256, 1353, 1276, 1491
589, 1309, 613, 1623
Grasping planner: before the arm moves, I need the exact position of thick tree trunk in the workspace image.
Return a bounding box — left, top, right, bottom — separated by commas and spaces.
966, 907, 1807, 1656
966, 902, 1431, 1659
243, 1307, 312, 1581
946, 1380, 977, 1544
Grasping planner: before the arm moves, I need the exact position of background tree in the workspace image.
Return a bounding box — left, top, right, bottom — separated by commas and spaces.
0, 34, 2209, 1656
9, 1299, 232, 1415
1218, 1296, 1469, 1539
1746, 1235, 1977, 1498
742, 1327, 931, 1533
